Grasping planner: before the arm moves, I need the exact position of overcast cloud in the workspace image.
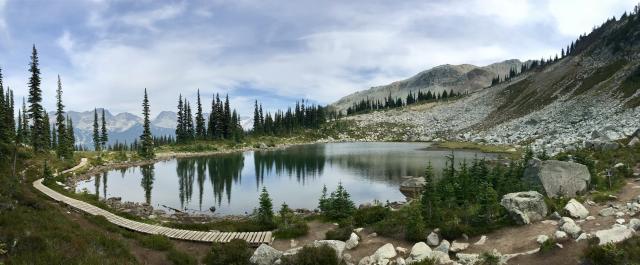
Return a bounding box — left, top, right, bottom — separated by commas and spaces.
0, 0, 636, 116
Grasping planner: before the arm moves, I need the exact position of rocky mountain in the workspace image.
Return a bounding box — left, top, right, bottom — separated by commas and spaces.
332, 14, 640, 154
52, 109, 177, 148
330, 59, 524, 113
54, 109, 253, 148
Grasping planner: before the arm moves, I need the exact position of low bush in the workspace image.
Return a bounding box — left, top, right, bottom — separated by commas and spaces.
167, 248, 197, 265
539, 238, 557, 254
203, 239, 252, 265
138, 235, 173, 251
584, 242, 626, 265
274, 219, 309, 239
477, 251, 501, 265
353, 205, 390, 226
280, 245, 339, 265
325, 220, 354, 241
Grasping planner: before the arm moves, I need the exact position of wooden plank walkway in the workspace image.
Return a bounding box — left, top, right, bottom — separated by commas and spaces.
33, 158, 272, 246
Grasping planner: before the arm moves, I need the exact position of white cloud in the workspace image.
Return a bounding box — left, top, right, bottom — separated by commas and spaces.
119, 2, 186, 31
57, 31, 74, 53
0, 0, 8, 38
548, 0, 637, 36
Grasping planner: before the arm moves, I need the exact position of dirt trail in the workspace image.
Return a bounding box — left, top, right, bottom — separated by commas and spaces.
465, 177, 640, 265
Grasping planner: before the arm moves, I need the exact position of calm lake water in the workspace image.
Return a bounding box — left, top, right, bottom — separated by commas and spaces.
76, 142, 498, 216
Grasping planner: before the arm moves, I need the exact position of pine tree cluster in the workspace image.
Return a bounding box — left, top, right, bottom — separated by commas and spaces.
252, 100, 327, 135
176, 91, 243, 143
346, 89, 463, 115
1, 46, 76, 157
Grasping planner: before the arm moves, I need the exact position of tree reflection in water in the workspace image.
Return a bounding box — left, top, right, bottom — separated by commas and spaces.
253, 144, 325, 188
140, 165, 155, 205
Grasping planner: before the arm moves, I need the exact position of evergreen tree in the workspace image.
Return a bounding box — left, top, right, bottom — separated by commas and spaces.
0, 67, 4, 142
195, 89, 206, 139
257, 187, 275, 228
27, 45, 46, 151
138, 89, 155, 159
5, 89, 15, 141
176, 95, 185, 142
93, 108, 101, 151
253, 100, 261, 133
405, 200, 426, 241
223, 94, 231, 138
51, 123, 57, 149
55, 75, 70, 158
42, 110, 51, 148
101, 109, 108, 150
66, 116, 75, 152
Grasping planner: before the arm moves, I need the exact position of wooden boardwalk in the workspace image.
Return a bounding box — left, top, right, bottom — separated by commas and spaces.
33, 159, 272, 246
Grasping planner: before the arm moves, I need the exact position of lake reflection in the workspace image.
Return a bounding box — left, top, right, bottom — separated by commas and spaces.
76, 142, 498, 215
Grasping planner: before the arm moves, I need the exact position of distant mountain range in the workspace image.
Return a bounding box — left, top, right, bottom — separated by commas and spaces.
49, 109, 251, 148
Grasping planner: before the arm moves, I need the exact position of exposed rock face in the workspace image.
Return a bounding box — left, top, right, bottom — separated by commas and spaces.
523, 159, 591, 198
595, 225, 635, 245
564, 199, 589, 219
500, 191, 548, 225
399, 177, 426, 198
250, 244, 283, 265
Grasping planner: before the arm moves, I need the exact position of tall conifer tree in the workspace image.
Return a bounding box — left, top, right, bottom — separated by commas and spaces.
101, 109, 108, 149
195, 89, 206, 139
138, 89, 154, 159
27, 45, 46, 151
93, 108, 101, 151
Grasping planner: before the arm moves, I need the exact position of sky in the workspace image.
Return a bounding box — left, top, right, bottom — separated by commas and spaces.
0, 0, 637, 117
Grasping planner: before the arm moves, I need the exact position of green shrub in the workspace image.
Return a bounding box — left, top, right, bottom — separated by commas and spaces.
353, 205, 390, 226
280, 245, 339, 265
138, 235, 173, 251
318, 183, 355, 220
325, 220, 354, 241
373, 210, 405, 237
477, 251, 501, 265
203, 239, 252, 265
275, 219, 309, 239
539, 238, 557, 254
585, 242, 625, 265
167, 248, 197, 265
544, 197, 570, 215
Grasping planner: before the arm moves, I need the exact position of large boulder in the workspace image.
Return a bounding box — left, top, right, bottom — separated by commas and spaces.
560, 220, 582, 238
399, 177, 426, 198
405, 242, 431, 264
359, 243, 397, 265
564, 199, 589, 219
346, 233, 359, 250
250, 244, 283, 265
426, 232, 440, 246
500, 191, 548, 225
523, 159, 591, 198
433, 240, 450, 254
312, 240, 346, 259
594, 225, 635, 245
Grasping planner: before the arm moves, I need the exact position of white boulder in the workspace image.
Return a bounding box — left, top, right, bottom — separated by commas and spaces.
250, 244, 283, 265
564, 199, 589, 219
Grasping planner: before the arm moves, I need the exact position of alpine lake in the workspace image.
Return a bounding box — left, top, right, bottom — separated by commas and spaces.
76, 142, 500, 216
